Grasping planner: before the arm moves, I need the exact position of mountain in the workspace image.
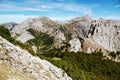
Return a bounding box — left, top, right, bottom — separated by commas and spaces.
7, 15, 119, 55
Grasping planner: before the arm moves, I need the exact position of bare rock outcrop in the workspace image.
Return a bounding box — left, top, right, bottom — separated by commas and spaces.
69, 38, 82, 52
0, 36, 72, 80
16, 31, 35, 43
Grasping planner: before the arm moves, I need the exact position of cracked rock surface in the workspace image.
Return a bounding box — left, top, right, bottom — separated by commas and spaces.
0, 36, 72, 80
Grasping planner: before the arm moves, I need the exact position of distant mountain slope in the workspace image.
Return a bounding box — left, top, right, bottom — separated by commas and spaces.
0, 22, 18, 31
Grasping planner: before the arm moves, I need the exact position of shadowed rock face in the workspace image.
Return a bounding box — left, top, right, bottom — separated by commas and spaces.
0, 36, 72, 80
0, 22, 18, 31
65, 15, 92, 38
2, 15, 120, 53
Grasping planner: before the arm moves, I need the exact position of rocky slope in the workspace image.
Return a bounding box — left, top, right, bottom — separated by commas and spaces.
1, 22, 18, 31
0, 36, 72, 80
2, 15, 120, 54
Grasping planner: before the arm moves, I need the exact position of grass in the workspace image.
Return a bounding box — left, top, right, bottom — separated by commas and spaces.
0, 60, 35, 80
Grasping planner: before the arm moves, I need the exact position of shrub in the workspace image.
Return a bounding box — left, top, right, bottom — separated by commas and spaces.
27, 28, 54, 47
0, 26, 15, 42
59, 25, 72, 41
109, 52, 116, 57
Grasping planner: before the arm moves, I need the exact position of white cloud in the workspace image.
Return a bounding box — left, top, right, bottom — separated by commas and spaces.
114, 5, 120, 8
0, 4, 50, 12
0, 14, 38, 23
58, 0, 65, 1
103, 15, 120, 20
25, 0, 41, 3
0, 1, 99, 15
0, 1, 102, 23
39, 3, 95, 15
64, 5, 92, 15
50, 16, 76, 21
0, 14, 81, 23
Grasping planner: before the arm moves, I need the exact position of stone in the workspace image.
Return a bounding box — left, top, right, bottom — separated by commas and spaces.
16, 31, 35, 43
0, 36, 72, 80
69, 38, 81, 52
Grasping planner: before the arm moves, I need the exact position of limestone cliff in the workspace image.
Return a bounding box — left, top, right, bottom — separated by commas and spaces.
88, 19, 120, 52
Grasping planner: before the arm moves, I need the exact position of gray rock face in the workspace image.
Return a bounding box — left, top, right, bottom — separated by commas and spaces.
69, 38, 82, 52
88, 19, 120, 52
32, 46, 38, 53
0, 36, 72, 80
65, 15, 92, 38
16, 31, 35, 43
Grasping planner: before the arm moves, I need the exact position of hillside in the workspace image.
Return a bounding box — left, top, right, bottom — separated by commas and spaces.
0, 35, 72, 80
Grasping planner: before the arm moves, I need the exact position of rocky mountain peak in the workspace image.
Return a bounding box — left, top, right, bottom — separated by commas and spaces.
38, 16, 52, 22
82, 14, 92, 20
71, 14, 92, 22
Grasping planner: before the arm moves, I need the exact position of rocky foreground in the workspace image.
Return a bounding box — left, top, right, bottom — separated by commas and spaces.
0, 36, 72, 80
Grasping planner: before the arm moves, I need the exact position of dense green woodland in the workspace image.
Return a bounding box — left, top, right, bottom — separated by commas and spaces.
42, 49, 120, 80
0, 26, 120, 80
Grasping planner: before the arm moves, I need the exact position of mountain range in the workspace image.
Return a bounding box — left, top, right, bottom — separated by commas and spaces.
0, 15, 120, 80
2, 15, 120, 60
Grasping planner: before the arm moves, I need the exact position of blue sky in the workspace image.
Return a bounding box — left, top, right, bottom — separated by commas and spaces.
0, 0, 120, 23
